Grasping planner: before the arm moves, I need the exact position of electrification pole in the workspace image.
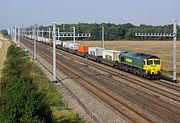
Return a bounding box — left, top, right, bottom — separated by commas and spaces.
36, 25, 39, 41
58, 27, 60, 41
17, 27, 20, 46
173, 20, 177, 83
33, 24, 37, 60
52, 22, 57, 82
73, 27, 76, 44
42, 29, 44, 38
14, 26, 17, 44
10, 28, 12, 39
102, 26, 104, 48
49, 27, 51, 39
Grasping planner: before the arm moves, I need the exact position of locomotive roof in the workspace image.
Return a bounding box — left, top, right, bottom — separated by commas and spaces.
120, 51, 160, 59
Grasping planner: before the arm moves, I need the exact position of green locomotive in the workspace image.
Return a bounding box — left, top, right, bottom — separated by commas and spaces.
118, 51, 161, 79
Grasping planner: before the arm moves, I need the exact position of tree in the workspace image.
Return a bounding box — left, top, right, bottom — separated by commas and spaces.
1, 29, 8, 36
0, 77, 52, 123
39, 23, 180, 40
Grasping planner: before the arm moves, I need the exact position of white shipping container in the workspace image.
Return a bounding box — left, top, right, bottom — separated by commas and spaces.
69, 43, 78, 50
88, 47, 104, 56
38, 37, 41, 41
56, 40, 62, 45
62, 42, 69, 48
31, 35, 33, 39
42, 37, 45, 42
103, 50, 121, 61
28, 35, 31, 39
45, 38, 49, 43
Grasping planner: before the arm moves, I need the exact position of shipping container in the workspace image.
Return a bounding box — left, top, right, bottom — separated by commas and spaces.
42, 37, 46, 42
68, 43, 79, 54
56, 40, 62, 49
62, 42, 70, 48
88, 47, 104, 56
103, 50, 120, 61
62, 42, 70, 51
38, 37, 41, 41
31, 36, 35, 40
102, 50, 121, 67
87, 47, 104, 62
77, 45, 89, 52
77, 45, 89, 57
56, 40, 62, 45
48, 39, 53, 46
28, 35, 32, 39
45, 38, 49, 44
39, 37, 45, 43
69, 43, 79, 50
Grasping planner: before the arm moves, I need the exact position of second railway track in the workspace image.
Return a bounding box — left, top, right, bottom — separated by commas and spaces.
30, 38, 180, 102
20, 37, 180, 123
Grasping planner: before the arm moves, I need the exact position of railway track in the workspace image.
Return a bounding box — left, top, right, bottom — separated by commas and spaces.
152, 80, 180, 92
52, 44, 180, 102
72, 56, 180, 94
20, 37, 152, 123
55, 51, 180, 122
20, 37, 180, 122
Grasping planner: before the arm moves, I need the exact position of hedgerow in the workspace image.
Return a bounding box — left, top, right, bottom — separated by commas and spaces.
0, 45, 84, 123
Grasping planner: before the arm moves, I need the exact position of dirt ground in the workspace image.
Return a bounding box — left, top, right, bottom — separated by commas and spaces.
0, 35, 11, 71
75, 40, 180, 72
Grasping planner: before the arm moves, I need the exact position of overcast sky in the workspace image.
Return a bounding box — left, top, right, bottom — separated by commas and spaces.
0, 0, 179, 29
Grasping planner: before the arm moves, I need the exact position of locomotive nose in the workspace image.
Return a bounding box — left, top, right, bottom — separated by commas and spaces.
150, 66, 158, 74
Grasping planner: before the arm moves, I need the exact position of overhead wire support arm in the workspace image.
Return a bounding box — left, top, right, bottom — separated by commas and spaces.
58, 33, 91, 38
135, 33, 173, 37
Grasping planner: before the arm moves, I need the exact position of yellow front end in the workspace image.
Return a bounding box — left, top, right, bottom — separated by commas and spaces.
143, 58, 161, 76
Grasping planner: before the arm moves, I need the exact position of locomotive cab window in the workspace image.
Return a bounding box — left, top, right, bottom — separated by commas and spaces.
147, 60, 153, 65
143, 60, 146, 65
154, 60, 160, 65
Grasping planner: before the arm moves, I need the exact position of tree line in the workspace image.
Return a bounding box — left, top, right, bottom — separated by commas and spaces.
37, 23, 180, 41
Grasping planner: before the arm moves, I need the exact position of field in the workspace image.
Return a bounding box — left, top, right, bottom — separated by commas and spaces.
0, 34, 10, 70
76, 40, 180, 73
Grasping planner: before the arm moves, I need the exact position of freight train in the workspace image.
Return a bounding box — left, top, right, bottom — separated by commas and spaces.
24, 35, 161, 79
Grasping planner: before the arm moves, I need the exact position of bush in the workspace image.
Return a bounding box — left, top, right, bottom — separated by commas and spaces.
0, 44, 84, 123
0, 77, 51, 123
1, 30, 8, 37
0, 45, 28, 92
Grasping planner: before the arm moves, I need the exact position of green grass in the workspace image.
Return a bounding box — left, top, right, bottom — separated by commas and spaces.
0, 44, 84, 123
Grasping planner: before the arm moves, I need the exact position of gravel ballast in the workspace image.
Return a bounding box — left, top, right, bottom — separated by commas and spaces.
20, 41, 130, 123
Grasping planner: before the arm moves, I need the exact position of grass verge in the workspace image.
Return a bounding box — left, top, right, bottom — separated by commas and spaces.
0, 44, 84, 123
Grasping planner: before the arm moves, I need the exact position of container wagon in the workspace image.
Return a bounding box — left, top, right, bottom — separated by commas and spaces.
69, 43, 79, 54
102, 50, 121, 67
87, 47, 104, 62
62, 42, 70, 51
48, 39, 53, 46
77, 45, 89, 57
56, 40, 62, 49
45, 38, 50, 45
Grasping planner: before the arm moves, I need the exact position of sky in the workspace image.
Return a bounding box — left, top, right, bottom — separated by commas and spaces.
0, 0, 179, 29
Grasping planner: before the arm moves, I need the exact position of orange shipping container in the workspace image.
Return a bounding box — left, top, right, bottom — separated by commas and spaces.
77, 45, 89, 52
